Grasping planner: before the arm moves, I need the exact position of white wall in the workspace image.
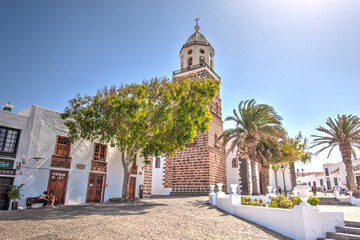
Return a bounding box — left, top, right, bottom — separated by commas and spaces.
9, 105, 145, 208
151, 156, 171, 195
225, 145, 241, 194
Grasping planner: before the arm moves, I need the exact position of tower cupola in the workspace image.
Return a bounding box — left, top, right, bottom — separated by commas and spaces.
179, 21, 215, 70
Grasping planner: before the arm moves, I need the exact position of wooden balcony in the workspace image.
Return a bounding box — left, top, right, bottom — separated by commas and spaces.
91, 160, 107, 172
51, 155, 72, 169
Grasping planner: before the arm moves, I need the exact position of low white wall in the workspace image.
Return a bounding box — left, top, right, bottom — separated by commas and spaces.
350, 196, 360, 205
213, 192, 344, 240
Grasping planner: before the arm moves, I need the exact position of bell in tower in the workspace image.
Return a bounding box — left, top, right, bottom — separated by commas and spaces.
179, 20, 215, 70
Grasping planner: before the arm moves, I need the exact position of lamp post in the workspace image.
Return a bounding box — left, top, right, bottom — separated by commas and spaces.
281, 165, 287, 196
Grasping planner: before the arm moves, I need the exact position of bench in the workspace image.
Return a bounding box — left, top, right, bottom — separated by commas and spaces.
26, 197, 47, 209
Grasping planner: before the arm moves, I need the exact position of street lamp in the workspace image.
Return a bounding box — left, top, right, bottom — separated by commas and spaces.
281, 165, 287, 196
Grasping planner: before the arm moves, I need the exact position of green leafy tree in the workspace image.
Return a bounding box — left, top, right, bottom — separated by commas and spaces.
62, 77, 219, 200
255, 138, 283, 194
280, 133, 312, 189
312, 114, 360, 197
7, 184, 24, 202
220, 99, 286, 195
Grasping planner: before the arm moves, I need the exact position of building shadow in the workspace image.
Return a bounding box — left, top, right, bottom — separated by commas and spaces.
0, 201, 167, 221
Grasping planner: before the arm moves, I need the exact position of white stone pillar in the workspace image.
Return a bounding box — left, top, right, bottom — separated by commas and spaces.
216, 183, 225, 207
209, 185, 216, 205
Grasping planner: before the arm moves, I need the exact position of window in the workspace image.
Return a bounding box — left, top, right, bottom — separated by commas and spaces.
55, 136, 71, 157
94, 143, 107, 161
324, 168, 329, 176
181, 61, 183, 69
155, 157, 161, 168
131, 156, 138, 174
232, 158, 238, 168
187, 49, 192, 55
334, 177, 338, 186
210, 59, 213, 69
320, 179, 324, 186
308, 182, 311, 187
187, 57, 193, 68
0, 127, 20, 157
199, 56, 205, 65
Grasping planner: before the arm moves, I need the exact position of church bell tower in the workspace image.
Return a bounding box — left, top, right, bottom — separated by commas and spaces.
163, 21, 227, 195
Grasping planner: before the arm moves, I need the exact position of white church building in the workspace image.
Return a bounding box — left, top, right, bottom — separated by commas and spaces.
0, 24, 292, 210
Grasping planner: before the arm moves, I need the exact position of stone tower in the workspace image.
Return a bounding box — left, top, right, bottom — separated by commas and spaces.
163, 23, 227, 195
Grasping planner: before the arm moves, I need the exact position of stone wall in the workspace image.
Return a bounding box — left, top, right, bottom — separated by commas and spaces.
163, 68, 227, 195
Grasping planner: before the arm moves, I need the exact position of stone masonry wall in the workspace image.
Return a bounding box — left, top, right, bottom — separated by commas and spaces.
163, 68, 227, 195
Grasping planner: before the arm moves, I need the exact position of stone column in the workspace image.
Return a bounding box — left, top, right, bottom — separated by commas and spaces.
143, 157, 153, 198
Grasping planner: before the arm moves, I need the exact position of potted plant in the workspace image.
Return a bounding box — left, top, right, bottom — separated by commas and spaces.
7, 184, 24, 210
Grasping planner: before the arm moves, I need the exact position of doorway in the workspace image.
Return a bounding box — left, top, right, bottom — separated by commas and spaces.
0, 177, 13, 210
86, 173, 106, 203
47, 170, 69, 205
129, 177, 136, 198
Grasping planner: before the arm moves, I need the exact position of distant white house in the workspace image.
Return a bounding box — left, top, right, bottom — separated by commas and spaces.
297, 159, 360, 190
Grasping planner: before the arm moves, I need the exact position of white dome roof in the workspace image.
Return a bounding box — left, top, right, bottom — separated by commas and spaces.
181, 25, 214, 52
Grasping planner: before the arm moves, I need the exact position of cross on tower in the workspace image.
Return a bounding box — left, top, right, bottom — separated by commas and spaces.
195, 18, 200, 26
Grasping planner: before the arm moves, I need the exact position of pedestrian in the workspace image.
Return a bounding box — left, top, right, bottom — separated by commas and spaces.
278, 186, 282, 195
38, 191, 49, 209
323, 186, 327, 196
48, 190, 57, 208
312, 186, 317, 196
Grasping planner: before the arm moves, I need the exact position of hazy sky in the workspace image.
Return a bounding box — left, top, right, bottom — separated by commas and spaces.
1, 0, 359, 171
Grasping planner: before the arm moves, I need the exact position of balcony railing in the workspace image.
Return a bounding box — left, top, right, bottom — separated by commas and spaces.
173, 62, 220, 80
91, 160, 107, 172
51, 155, 72, 169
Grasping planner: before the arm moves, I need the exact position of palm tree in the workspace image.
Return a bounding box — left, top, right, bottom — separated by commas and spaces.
312, 115, 360, 197
255, 138, 283, 194
221, 99, 286, 195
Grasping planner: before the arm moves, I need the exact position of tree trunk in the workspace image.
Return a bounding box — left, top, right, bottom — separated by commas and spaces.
340, 143, 360, 198
274, 168, 279, 188
289, 162, 297, 190
248, 146, 259, 195
121, 151, 134, 201
261, 165, 270, 195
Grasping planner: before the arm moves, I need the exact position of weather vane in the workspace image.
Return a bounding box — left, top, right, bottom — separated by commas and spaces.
195, 18, 200, 26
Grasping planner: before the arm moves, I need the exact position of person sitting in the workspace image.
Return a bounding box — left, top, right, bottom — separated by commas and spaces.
312, 186, 317, 196
38, 191, 49, 208
48, 190, 57, 208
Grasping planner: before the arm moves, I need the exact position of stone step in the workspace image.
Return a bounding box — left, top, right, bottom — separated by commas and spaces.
336, 226, 360, 235
326, 232, 360, 240
345, 221, 360, 228
317, 238, 335, 240
318, 198, 349, 205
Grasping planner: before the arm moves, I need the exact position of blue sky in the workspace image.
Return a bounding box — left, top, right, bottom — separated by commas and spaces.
1, 0, 359, 171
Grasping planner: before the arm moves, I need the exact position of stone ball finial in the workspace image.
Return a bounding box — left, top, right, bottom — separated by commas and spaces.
194, 25, 200, 32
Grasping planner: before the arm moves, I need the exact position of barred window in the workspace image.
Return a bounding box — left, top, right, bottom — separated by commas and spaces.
0, 127, 20, 157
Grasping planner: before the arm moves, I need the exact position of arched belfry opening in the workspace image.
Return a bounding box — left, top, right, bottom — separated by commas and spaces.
187, 57, 193, 68
199, 56, 205, 65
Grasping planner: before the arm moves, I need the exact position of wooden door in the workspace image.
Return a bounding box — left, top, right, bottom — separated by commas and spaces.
86, 173, 105, 203
129, 177, 136, 198
47, 170, 69, 205
0, 177, 12, 210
